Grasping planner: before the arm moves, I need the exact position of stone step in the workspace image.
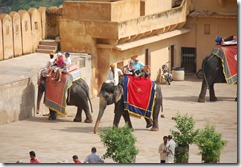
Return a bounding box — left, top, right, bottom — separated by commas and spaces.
39, 40, 58, 46
38, 45, 57, 50
36, 48, 56, 53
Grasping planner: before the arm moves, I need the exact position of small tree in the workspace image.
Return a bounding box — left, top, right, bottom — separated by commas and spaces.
170, 113, 198, 163
194, 124, 227, 163
98, 124, 138, 163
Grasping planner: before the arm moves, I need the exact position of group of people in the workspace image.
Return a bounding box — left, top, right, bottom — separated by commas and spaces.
44, 51, 72, 82
158, 135, 176, 163
105, 56, 149, 87
215, 35, 237, 46
17, 147, 104, 164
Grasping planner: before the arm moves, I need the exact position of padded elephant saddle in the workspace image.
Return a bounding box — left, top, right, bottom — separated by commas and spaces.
212, 45, 237, 85
44, 69, 81, 116
123, 75, 156, 119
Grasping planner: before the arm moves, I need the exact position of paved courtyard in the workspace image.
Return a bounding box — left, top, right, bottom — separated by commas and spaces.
0, 74, 238, 164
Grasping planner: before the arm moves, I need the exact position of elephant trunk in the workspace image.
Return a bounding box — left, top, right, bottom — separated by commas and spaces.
93, 96, 107, 134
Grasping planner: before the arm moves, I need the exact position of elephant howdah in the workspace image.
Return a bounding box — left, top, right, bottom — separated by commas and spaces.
93, 75, 163, 134
198, 44, 237, 102
37, 69, 93, 122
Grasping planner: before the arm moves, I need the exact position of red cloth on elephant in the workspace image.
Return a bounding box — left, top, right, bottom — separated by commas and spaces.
212, 45, 237, 85
123, 75, 156, 119
45, 69, 81, 116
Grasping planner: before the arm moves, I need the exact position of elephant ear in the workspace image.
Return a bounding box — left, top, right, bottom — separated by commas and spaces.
114, 85, 123, 103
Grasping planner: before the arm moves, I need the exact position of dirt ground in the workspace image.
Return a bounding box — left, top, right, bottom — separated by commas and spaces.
0, 74, 237, 164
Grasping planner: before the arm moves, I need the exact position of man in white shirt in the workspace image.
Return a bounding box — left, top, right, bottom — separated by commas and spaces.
105, 64, 123, 86
64, 52, 72, 71
166, 135, 176, 163
158, 136, 168, 163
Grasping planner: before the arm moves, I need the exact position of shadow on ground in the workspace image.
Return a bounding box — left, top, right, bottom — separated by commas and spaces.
164, 96, 236, 102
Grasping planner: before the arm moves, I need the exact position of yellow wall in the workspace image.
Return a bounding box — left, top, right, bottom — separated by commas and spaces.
183, 16, 237, 70
193, 0, 237, 13
141, 0, 172, 16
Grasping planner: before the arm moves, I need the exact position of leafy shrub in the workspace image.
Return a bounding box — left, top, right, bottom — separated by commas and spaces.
170, 113, 198, 163
194, 124, 227, 163
99, 124, 138, 163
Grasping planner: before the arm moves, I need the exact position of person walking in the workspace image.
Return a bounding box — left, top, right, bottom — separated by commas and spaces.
84, 147, 104, 163
158, 136, 168, 163
166, 135, 176, 163
29, 151, 40, 163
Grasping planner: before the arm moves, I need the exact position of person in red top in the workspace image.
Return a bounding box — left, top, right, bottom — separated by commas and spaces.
29, 151, 40, 163
46, 52, 65, 79
72, 155, 81, 163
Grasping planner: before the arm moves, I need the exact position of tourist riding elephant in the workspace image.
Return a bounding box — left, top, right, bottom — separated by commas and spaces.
36, 70, 93, 122
198, 54, 236, 102
93, 76, 163, 134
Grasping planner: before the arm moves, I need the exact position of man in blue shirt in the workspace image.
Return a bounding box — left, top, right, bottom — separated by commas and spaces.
132, 57, 144, 70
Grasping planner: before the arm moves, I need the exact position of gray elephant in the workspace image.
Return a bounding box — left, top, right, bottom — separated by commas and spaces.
37, 70, 93, 122
198, 52, 237, 102
93, 76, 163, 134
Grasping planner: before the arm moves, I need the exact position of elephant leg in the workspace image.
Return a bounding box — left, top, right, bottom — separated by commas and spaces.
83, 106, 93, 123
122, 110, 133, 129
209, 84, 217, 101
198, 79, 208, 102
113, 109, 123, 128
73, 108, 82, 122
48, 109, 57, 120
150, 100, 161, 131
145, 118, 153, 128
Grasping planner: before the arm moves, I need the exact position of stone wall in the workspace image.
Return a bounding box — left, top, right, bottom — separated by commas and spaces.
0, 77, 39, 124
0, 7, 46, 60
0, 53, 92, 125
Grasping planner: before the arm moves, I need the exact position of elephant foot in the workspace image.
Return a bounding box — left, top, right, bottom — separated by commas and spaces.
160, 114, 165, 118
210, 97, 217, 102
73, 118, 82, 122
149, 127, 159, 131
198, 98, 205, 103
146, 123, 152, 128
48, 116, 56, 120
84, 119, 93, 123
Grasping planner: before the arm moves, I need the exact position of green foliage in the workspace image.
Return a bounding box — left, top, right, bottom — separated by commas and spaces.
0, 0, 84, 12
98, 124, 138, 163
170, 113, 198, 163
171, 113, 198, 146
194, 124, 227, 163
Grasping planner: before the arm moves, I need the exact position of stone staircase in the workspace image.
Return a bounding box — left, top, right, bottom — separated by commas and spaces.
36, 39, 58, 53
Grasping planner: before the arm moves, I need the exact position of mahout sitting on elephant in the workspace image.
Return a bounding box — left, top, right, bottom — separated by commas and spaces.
93, 75, 163, 134
37, 69, 93, 122
198, 43, 237, 102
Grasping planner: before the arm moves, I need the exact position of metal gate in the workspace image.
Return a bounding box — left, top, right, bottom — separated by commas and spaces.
181, 47, 196, 73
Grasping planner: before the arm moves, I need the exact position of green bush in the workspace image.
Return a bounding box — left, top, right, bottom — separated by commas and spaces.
170, 113, 198, 163
98, 124, 138, 163
194, 124, 227, 163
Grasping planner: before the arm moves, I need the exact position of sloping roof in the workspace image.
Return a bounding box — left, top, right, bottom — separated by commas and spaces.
188, 10, 237, 19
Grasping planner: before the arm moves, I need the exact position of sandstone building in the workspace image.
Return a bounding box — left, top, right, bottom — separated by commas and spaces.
0, 0, 237, 98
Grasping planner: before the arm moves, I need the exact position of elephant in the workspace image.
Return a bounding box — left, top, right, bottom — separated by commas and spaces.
198, 54, 236, 102
36, 70, 93, 122
93, 75, 163, 134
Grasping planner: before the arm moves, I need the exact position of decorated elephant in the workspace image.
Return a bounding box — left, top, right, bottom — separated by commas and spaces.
37, 70, 93, 122
93, 75, 163, 134
198, 44, 237, 102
